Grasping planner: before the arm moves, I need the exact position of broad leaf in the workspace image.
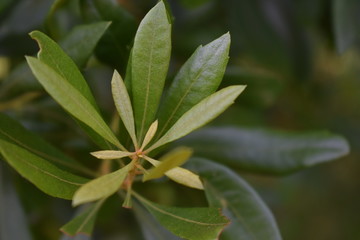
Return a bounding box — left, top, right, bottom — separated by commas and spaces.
190, 158, 282, 240
143, 147, 193, 181
178, 127, 350, 175
134, 193, 229, 240
132, 1, 171, 140
61, 199, 106, 236
0, 162, 32, 240
132, 199, 182, 240
0, 140, 88, 200
111, 70, 137, 148
144, 156, 203, 190
157, 33, 230, 137
147, 85, 246, 152
0, 113, 93, 176
60, 21, 110, 68
72, 162, 133, 206
90, 150, 132, 160
26, 57, 124, 150
333, 0, 360, 53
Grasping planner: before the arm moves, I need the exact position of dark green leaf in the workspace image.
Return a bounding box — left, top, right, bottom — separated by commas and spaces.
132, 1, 171, 141
134, 192, 229, 240
60, 21, 111, 68
0, 139, 88, 200
178, 127, 350, 174
157, 33, 230, 137
147, 86, 245, 152
26, 57, 124, 150
0, 113, 94, 176
0, 162, 32, 240
333, 0, 360, 53
190, 158, 282, 240
132, 199, 182, 240
61, 199, 105, 236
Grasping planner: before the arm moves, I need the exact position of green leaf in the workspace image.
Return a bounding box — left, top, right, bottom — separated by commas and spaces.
26, 57, 124, 150
147, 85, 246, 152
178, 127, 350, 175
60, 21, 111, 68
133, 192, 229, 240
0, 113, 94, 176
0, 162, 32, 240
0, 140, 88, 200
144, 156, 203, 190
132, 1, 171, 140
111, 70, 138, 148
143, 147, 192, 181
190, 158, 282, 240
141, 120, 158, 150
61, 199, 106, 236
132, 199, 182, 240
333, 0, 360, 53
157, 33, 230, 137
29, 30, 98, 109
72, 162, 133, 206
90, 150, 132, 160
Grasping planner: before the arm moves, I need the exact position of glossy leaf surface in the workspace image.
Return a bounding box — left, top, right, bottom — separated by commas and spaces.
0, 140, 88, 200
179, 127, 350, 174
135, 193, 229, 240
132, 1, 171, 140
26, 57, 124, 150
148, 85, 246, 151
190, 158, 282, 240
157, 33, 230, 137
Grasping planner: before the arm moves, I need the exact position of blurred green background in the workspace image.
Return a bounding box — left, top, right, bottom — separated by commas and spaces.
0, 0, 359, 239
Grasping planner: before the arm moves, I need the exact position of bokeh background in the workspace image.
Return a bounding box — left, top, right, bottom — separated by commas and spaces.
0, 0, 359, 239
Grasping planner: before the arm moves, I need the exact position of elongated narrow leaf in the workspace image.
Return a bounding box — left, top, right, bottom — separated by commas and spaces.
90, 150, 132, 160
0, 140, 88, 200
0, 162, 32, 240
60, 21, 111, 68
30, 30, 98, 109
61, 199, 106, 236
134, 193, 229, 240
190, 158, 282, 240
144, 156, 203, 190
132, 199, 182, 240
26, 57, 124, 150
148, 85, 246, 152
141, 120, 158, 150
0, 113, 94, 176
143, 147, 192, 181
177, 127, 350, 175
73, 162, 133, 206
111, 70, 137, 148
157, 33, 230, 137
132, 1, 171, 140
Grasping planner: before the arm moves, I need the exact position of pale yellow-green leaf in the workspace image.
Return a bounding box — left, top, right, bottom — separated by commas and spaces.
72, 162, 134, 206
90, 150, 133, 160
147, 85, 246, 152
143, 156, 203, 190
111, 70, 138, 148
143, 147, 192, 181
140, 120, 158, 150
